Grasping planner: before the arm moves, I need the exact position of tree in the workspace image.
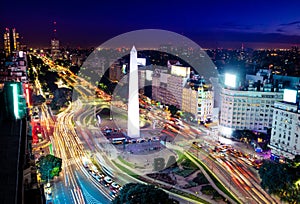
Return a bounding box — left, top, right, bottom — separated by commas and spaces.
258, 160, 293, 194
168, 105, 179, 116
112, 183, 179, 204
38, 154, 62, 181
259, 160, 300, 203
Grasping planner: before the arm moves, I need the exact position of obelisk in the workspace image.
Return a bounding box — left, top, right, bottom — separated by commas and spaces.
127, 46, 140, 138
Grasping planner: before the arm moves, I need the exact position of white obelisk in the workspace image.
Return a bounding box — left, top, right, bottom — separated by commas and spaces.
127, 46, 140, 138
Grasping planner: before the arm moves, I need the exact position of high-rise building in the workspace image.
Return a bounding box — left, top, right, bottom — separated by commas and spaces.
0, 81, 28, 204
269, 101, 300, 160
51, 39, 60, 61
51, 21, 61, 61
166, 74, 186, 108
109, 61, 123, 82
182, 84, 214, 123
219, 88, 283, 136
182, 86, 198, 119
0, 51, 28, 82
151, 66, 168, 102
151, 65, 190, 109
3, 28, 20, 57
137, 66, 153, 96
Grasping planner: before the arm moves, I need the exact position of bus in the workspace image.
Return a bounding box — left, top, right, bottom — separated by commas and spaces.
111, 137, 125, 145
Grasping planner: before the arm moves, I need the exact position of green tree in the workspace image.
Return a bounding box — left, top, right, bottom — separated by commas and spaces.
280, 185, 300, 204
258, 160, 293, 194
112, 183, 179, 204
38, 154, 62, 181
168, 105, 179, 116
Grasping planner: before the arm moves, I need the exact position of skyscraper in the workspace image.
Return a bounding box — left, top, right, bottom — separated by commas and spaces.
3, 28, 20, 57
127, 46, 140, 138
51, 21, 61, 61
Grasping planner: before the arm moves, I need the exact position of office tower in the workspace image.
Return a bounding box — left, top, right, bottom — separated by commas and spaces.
51, 39, 60, 61
109, 62, 123, 82
127, 46, 140, 138
219, 88, 283, 136
0, 51, 28, 83
3, 28, 20, 57
51, 21, 61, 61
151, 65, 190, 109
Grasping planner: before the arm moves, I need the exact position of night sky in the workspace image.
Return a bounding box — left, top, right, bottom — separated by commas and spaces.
2, 0, 300, 49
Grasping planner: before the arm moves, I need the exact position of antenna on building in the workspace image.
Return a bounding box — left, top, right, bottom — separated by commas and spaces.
53, 21, 57, 40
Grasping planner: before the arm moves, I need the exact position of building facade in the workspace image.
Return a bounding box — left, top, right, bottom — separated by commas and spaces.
167, 74, 185, 108
109, 62, 123, 82
220, 88, 283, 135
182, 85, 214, 123
0, 51, 28, 83
151, 66, 189, 108
182, 87, 197, 118
4, 28, 20, 57
51, 39, 60, 61
269, 102, 300, 160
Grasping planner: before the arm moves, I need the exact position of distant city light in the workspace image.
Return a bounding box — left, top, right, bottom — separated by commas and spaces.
224, 73, 236, 88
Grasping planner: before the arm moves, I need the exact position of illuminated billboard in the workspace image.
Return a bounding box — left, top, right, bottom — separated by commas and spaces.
171, 65, 190, 77
224, 73, 236, 88
283, 89, 297, 103
122, 64, 126, 74
137, 58, 146, 66
145, 70, 153, 81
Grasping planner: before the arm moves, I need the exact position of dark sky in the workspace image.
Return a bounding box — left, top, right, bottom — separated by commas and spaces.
2, 0, 300, 49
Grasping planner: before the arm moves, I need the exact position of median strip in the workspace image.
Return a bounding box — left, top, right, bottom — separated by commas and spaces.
186, 151, 242, 204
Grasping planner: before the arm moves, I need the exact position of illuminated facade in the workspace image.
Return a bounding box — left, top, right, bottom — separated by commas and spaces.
127, 46, 140, 138
220, 88, 283, 135
0, 82, 28, 204
182, 87, 198, 118
109, 62, 123, 82
166, 74, 187, 108
269, 102, 300, 160
171, 65, 190, 78
151, 67, 169, 104
3, 28, 20, 57
0, 51, 28, 82
182, 85, 214, 123
152, 66, 189, 108
50, 21, 61, 61
51, 39, 60, 61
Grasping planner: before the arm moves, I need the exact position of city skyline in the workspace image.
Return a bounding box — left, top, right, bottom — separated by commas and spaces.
2, 0, 300, 49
